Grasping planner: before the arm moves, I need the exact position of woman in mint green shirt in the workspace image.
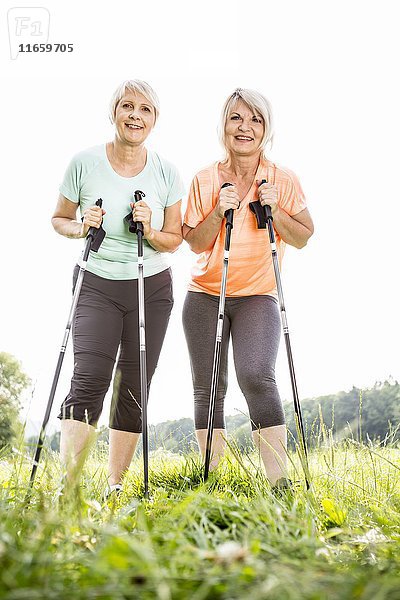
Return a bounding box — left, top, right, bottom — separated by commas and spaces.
52, 79, 184, 493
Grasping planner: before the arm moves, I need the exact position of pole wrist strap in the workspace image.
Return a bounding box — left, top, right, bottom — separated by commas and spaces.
249, 200, 267, 229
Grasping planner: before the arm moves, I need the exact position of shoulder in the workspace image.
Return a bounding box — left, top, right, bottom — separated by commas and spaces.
275, 165, 305, 201
185, 163, 217, 207
260, 157, 303, 191
147, 150, 181, 181
262, 157, 301, 187
275, 164, 301, 185
191, 162, 216, 188
264, 159, 306, 206
67, 144, 105, 171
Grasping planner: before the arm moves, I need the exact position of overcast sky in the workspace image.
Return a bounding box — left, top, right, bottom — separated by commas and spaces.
1, 0, 399, 433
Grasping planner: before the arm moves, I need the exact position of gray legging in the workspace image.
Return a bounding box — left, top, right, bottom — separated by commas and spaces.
182, 291, 284, 431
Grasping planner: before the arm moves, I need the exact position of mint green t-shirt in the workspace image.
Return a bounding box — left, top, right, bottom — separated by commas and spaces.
60, 145, 185, 279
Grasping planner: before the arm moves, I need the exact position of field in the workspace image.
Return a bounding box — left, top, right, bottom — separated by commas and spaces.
0, 440, 400, 599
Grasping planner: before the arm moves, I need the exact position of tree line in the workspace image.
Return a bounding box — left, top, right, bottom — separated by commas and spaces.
1, 352, 399, 452
42, 379, 400, 453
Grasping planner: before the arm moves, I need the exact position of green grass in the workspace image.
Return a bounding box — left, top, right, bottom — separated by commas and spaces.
0, 440, 400, 599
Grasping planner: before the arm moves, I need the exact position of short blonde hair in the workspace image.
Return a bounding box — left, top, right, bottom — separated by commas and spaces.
219, 88, 274, 153
109, 79, 160, 124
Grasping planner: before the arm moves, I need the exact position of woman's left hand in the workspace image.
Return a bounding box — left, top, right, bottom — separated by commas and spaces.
257, 180, 279, 214
130, 200, 153, 239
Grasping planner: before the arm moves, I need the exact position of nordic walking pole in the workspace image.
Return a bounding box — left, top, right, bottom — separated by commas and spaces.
204, 182, 234, 481
125, 190, 149, 499
259, 178, 310, 489
28, 199, 105, 492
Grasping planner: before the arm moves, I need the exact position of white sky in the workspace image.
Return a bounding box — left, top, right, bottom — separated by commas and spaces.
1, 0, 399, 433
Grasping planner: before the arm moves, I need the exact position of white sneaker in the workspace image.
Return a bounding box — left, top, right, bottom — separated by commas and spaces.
103, 483, 123, 502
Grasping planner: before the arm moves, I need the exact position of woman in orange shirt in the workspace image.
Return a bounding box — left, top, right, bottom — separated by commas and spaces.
182, 88, 314, 486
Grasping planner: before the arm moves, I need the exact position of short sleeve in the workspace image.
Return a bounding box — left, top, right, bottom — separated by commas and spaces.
184, 176, 207, 229
59, 155, 81, 204
279, 170, 307, 216
165, 163, 185, 207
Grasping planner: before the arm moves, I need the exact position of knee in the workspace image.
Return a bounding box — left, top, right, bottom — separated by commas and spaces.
249, 397, 285, 430
236, 366, 284, 430
73, 352, 114, 390
237, 366, 276, 398
71, 371, 111, 402
60, 354, 115, 428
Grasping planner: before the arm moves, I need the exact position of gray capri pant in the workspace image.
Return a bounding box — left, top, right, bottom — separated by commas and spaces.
58, 266, 173, 432
182, 291, 284, 431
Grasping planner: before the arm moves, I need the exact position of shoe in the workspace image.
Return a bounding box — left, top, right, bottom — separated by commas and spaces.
271, 478, 293, 498
103, 483, 123, 502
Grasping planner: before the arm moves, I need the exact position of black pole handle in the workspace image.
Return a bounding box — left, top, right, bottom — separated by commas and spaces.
84, 197, 106, 257
133, 190, 145, 235
221, 182, 234, 227
86, 198, 103, 239
134, 190, 145, 203
259, 179, 273, 221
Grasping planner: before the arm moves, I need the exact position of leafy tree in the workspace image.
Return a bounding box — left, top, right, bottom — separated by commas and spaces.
0, 352, 30, 449
285, 379, 400, 446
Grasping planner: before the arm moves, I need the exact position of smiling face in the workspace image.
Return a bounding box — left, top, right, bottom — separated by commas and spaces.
114, 90, 156, 146
224, 99, 265, 157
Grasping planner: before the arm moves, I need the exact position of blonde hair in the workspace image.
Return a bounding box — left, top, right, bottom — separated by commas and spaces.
109, 79, 160, 124
219, 88, 274, 153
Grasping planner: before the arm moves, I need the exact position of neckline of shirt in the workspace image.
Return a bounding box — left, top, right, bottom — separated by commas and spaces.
103, 144, 151, 180
214, 158, 269, 206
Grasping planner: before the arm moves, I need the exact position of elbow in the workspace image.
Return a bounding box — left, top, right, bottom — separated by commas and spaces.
296, 240, 308, 249
165, 232, 183, 253
182, 225, 207, 254
186, 239, 200, 254
171, 236, 183, 253
184, 239, 203, 254
297, 228, 314, 249
183, 231, 201, 254
297, 235, 309, 249
183, 228, 211, 254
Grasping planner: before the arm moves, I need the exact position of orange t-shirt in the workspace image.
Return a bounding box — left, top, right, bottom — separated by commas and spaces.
184, 157, 307, 297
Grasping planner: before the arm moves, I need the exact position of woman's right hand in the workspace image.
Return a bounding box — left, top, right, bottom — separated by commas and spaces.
81, 205, 106, 237
215, 185, 240, 219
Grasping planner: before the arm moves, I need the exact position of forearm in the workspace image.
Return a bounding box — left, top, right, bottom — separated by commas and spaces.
145, 229, 182, 253
271, 207, 312, 249
184, 209, 223, 254
52, 217, 84, 239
